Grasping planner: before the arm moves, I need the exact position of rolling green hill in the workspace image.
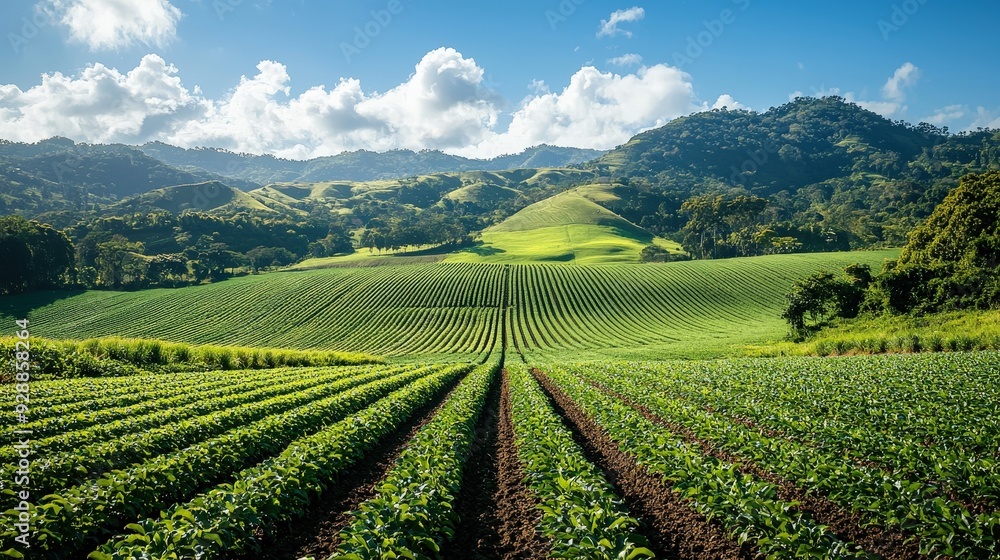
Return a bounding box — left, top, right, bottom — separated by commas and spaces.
488, 189, 642, 234
447, 188, 683, 264
0, 250, 897, 361
107, 182, 294, 215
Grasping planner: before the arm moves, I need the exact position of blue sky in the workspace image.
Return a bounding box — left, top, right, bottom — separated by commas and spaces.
1, 0, 997, 159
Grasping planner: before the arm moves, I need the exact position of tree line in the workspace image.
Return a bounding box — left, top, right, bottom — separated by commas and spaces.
0, 211, 350, 293
0, 217, 75, 295
0, 205, 486, 294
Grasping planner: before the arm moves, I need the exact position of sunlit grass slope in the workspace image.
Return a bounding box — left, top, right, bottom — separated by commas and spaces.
447, 190, 683, 264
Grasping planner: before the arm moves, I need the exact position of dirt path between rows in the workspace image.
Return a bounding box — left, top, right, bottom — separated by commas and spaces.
442, 368, 550, 560
531, 368, 754, 560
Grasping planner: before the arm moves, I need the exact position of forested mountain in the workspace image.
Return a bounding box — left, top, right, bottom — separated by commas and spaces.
586, 96, 1000, 254
0, 138, 602, 219
138, 142, 606, 184
0, 138, 259, 218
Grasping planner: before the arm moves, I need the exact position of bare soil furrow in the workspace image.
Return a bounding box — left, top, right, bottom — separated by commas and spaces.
443, 368, 550, 560
531, 368, 752, 560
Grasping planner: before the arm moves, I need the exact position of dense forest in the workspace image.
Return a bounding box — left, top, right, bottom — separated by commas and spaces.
591, 96, 1000, 257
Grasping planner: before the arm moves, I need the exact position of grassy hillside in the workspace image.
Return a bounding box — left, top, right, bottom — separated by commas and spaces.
488, 190, 641, 234
442, 182, 521, 205
0, 250, 897, 360
747, 309, 1000, 357
109, 182, 289, 215
447, 189, 683, 264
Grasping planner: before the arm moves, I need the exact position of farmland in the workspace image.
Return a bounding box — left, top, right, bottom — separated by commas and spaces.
0, 250, 897, 361
4, 249, 1000, 559
3, 348, 1000, 558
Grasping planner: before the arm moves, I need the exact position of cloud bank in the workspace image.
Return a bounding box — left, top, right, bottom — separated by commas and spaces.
0, 47, 741, 159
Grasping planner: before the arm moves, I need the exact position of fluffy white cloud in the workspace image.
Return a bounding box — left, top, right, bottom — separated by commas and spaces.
0, 48, 501, 158
467, 64, 704, 157
608, 53, 643, 67
41, 0, 183, 50
0, 48, 737, 159
171, 47, 502, 158
597, 7, 645, 38
882, 62, 920, 102
711, 94, 748, 111
0, 54, 204, 143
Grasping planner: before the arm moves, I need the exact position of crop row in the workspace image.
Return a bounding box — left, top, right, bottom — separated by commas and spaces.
334, 358, 499, 559
539, 366, 867, 558
606, 354, 1000, 509
505, 364, 652, 559
580, 358, 1000, 556
0, 365, 412, 505
0, 365, 321, 445
0, 370, 232, 427
91, 363, 473, 559
3, 365, 440, 557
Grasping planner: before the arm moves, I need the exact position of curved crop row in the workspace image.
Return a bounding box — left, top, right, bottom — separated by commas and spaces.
0, 253, 895, 358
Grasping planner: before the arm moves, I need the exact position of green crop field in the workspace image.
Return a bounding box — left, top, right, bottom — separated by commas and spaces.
8, 248, 1000, 559
3, 349, 999, 558
0, 250, 897, 361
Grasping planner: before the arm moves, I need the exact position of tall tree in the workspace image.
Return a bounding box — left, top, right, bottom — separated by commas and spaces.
95, 235, 145, 289
0, 216, 75, 294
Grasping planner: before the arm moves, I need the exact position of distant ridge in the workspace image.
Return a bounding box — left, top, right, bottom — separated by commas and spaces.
138, 142, 607, 184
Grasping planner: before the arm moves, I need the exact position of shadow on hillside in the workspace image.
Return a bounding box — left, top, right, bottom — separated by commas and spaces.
456, 243, 506, 257
0, 289, 84, 320
389, 244, 461, 257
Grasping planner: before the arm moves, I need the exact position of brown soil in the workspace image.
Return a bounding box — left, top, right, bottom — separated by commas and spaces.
250, 376, 463, 560
586, 378, 926, 560
442, 369, 550, 560
531, 368, 754, 560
